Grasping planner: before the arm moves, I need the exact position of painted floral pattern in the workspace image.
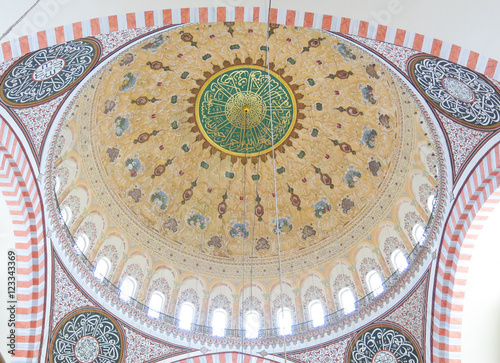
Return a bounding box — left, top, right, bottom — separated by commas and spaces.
362, 129, 377, 148
141, 34, 164, 50
271, 293, 296, 327
208, 294, 232, 327
229, 222, 249, 238
151, 190, 168, 211
335, 43, 357, 60
119, 73, 136, 91
125, 158, 142, 177
187, 212, 208, 230
302, 286, 328, 320
343, 168, 362, 188
176, 288, 200, 321
313, 199, 332, 218
120, 263, 144, 286
114, 116, 129, 136
361, 85, 377, 104
358, 257, 384, 293
273, 217, 293, 234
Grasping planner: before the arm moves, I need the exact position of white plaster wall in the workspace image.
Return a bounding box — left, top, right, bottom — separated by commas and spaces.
462, 201, 500, 363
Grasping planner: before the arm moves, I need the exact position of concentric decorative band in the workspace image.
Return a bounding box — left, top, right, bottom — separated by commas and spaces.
0, 38, 101, 107
50, 309, 124, 363
408, 54, 500, 130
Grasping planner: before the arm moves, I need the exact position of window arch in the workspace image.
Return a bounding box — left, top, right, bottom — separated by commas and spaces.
60, 205, 72, 224
119, 276, 137, 302
178, 302, 195, 331
211, 309, 228, 337
339, 288, 356, 314
277, 307, 293, 335
427, 194, 436, 213
412, 224, 426, 245
54, 176, 61, 194
308, 300, 325, 327
366, 270, 384, 296
147, 291, 165, 319
75, 234, 89, 254
244, 310, 260, 339
391, 249, 409, 272
93, 257, 111, 281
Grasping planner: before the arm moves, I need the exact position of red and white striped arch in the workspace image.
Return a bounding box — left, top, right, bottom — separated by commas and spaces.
0, 116, 46, 362
173, 352, 281, 363
432, 142, 500, 362
0, 7, 498, 80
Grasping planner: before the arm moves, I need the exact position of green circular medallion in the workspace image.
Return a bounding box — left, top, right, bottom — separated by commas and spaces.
195, 65, 297, 157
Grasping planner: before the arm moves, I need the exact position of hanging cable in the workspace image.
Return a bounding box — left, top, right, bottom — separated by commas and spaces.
264, 0, 288, 360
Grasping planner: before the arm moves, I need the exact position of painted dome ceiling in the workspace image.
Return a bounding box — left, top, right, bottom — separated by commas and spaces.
53, 22, 441, 281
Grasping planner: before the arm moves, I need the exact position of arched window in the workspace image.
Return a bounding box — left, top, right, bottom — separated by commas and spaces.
119, 276, 137, 302
339, 288, 356, 314
244, 311, 260, 339
60, 206, 72, 224
54, 176, 61, 194
366, 270, 384, 296
147, 291, 165, 319
391, 249, 409, 272
211, 309, 227, 337
308, 300, 325, 327
427, 194, 436, 213
277, 307, 292, 336
178, 302, 195, 331
93, 257, 111, 281
412, 224, 425, 245
75, 234, 89, 254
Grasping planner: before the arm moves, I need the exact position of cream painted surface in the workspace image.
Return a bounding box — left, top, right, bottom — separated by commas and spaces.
462, 200, 500, 362
1, 0, 500, 61
0, 192, 16, 363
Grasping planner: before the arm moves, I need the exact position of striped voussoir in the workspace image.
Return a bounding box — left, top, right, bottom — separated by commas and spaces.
173, 352, 281, 363
432, 143, 500, 362
0, 117, 46, 362
0, 7, 498, 80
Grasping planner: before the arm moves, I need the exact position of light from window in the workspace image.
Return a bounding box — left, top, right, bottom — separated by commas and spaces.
309, 300, 325, 327
54, 176, 61, 194
211, 309, 227, 337
339, 288, 356, 314
93, 257, 110, 281
148, 291, 164, 319
75, 234, 89, 254
245, 311, 260, 339
179, 302, 195, 330
412, 224, 425, 245
427, 194, 436, 213
391, 249, 409, 272
367, 271, 384, 296
119, 276, 137, 302
61, 206, 72, 224
277, 308, 292, 335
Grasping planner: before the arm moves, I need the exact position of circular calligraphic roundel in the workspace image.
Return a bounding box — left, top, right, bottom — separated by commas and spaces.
50, 309, 124, 363
0, 38, 100, 107
195, 65, 297, 157
408, 54, 500, 129
346, 324, 422, 363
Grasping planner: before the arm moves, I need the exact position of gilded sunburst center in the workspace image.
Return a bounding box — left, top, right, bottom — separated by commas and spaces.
225, 91, 266, 129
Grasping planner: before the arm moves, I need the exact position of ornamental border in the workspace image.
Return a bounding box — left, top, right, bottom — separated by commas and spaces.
407, 54, 500, 131
49, 307, 125, 363
345, 322, 424, 363
0, 38, 102, 108
0, 7, 498, 82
